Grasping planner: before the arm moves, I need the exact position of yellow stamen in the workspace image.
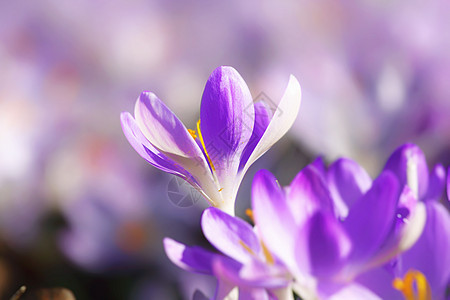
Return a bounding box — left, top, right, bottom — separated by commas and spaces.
196, 119, 215, 171
239, 240, 256, 256
245, 209, 254, 223
392, 270, 432, 300
218, 188, 223, 192
261, 241, 275, 265
188, 129, 197, 139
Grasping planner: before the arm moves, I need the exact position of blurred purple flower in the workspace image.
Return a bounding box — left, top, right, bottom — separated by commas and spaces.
251, 163, 425, 300
121, 66, 301, 215
356, 144, 450, 300
163, 144, 432, 299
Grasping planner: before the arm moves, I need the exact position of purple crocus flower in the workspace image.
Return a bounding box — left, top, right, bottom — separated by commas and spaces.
251, 164, 425, 299
121, 66, 301, 214
164, 206, 291, 300
356, 144, 450, 300
163, 151, 427, 299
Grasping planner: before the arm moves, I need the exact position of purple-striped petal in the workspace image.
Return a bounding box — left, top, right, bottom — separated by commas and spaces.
295, 212, 351, 279
200, 66, 254, 175
383, 143, 429, 199
135, 92, 205, 160
344, 171, 399, 264
239, 101, 272, 171
201, 207, 260, 264
252, 170, 297, 271
423, 164, 446, 202
241, 75, 302, 175
287, 165, 334, 226
163, 238, 216, 275
121, 112, 198, 185
327, 158, 372, 217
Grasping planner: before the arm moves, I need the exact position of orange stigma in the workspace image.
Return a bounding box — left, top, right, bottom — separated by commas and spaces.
392, 270, 432, 300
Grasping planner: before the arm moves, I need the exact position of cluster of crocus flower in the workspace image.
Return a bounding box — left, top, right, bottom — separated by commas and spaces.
164, 144, 449, 299
122, 67, 449, 299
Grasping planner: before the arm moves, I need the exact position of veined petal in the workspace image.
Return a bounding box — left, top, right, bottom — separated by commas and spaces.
327, 158, 372, 218
134, 92, 220, 205
121, 112, 198, 186
239, 101, 273, 171
287, 165, 334, 226
383, 143, 429, 200
295, 212, 351, 279
252, 170, 297, 271
200, 66, 254, 172
423, 164, 446, 202
135, 91, 205, 159
163, 238, 216, 275
202, 208, 261, 264
241, 75, 302, 175
344, 171, 399, 264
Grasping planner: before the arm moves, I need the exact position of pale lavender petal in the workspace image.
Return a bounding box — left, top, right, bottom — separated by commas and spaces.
327, 158, 372, 217
252, 170, 297, 271
239, 101, 272, 171
121, 112, 198, 185
200, 66, 254, 173
295, 212, 351, 279
241, 75, 302, 175
163, 238, 215, 275
344, 171, 399, 263
201, 207, 260, 264
400, 201, 450, 299
287, 165, 334, 226
212, 256, 288, 289
238, 259, 290, 288
424, 164, 446, 202
135, 92, 205, 160
383, 143, 429, 199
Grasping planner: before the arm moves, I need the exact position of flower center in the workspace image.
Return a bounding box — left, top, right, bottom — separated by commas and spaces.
392, 270, 431, 300
188, 129, 197, 139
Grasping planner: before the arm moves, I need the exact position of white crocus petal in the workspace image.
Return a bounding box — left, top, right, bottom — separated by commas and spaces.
241, 75, 302, 175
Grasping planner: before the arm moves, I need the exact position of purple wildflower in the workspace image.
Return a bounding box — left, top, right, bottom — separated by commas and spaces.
121, 66, 301, 215
163, 145, 431, 299
357, 144, 450, 300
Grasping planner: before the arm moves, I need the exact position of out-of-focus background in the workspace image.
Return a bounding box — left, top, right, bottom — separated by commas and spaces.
1, 0, 449, 299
